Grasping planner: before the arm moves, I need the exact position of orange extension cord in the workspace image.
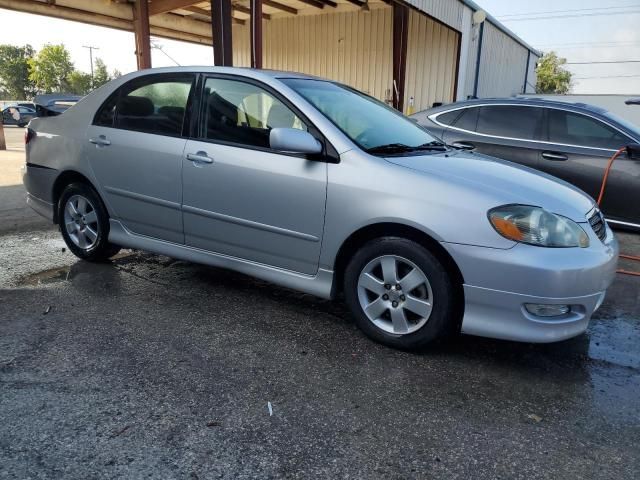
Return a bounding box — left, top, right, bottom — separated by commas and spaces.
597, 146, 640, 277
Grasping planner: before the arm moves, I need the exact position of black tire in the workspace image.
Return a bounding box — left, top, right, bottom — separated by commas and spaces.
57, 182, 121, 262
343, 237, 458, 350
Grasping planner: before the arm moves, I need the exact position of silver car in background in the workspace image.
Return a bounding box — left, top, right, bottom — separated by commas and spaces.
23, 67, 618, 350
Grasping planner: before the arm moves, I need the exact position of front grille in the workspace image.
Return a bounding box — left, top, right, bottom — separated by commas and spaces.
588, 209, 607, 242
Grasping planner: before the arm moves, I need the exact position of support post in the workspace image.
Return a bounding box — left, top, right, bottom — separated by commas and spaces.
133, 0, 151, 69
392, 2, 409, 112
472, 21, 484, 98
250, 0, 263, 68
211, 0, 233, 66
523, 50, 531, 94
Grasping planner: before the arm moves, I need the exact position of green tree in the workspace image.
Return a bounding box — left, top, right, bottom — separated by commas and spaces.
0, 44, 36, 99
28, 44, 74, 93
536, 52, 572, 94
93, 58, 111, 89
65, 70, 92, 95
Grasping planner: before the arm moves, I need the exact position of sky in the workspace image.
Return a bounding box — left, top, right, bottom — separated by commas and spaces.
0, 1, 639, 95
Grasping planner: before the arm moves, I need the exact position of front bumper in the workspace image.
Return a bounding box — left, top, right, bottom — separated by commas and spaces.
443, 225, 619, 343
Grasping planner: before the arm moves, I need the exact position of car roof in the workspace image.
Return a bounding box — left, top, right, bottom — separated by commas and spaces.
128, 66, 321, 81
418, 97, 611, 116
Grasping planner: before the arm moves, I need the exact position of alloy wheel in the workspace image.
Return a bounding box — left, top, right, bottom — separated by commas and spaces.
357, 255, 434, 335
63, 194, 100, 250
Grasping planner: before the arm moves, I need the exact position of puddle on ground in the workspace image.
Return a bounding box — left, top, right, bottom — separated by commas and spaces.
16, 250, 136, 287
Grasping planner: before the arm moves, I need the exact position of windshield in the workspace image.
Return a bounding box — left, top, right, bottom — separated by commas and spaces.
281, 78, 440, 152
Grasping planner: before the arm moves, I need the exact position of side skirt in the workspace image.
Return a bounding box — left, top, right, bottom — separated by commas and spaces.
108, 219, 334, 299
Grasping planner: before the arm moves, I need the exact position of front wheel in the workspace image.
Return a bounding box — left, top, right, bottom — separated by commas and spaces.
58, 182, 121, 262
344, 237, 459, 350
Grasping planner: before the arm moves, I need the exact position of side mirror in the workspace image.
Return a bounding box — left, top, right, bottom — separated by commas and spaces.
270, 128, 322, 155
627, 143, 640, 160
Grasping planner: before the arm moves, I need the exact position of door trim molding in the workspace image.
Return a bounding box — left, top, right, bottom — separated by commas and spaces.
104, 186, 181, 210
182, 204, 320, 242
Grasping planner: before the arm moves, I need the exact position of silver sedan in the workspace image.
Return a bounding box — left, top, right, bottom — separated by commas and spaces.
23, 67, 618, 349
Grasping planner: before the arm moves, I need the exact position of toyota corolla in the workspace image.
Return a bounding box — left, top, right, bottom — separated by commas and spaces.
23, 67, 618, 349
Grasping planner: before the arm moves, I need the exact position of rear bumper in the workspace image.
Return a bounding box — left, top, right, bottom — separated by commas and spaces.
23, 163, 57, 222
26, 192, 55, 221
443, 225, 619, 343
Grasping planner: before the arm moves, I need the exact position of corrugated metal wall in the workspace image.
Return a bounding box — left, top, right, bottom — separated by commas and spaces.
232, 8, 394, 102
404, 9, 459, 111
475, 21, 529, 98
403, 0, 464, 30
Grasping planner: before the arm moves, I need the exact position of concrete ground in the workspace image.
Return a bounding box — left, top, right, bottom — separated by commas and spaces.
1, 124, 639, 479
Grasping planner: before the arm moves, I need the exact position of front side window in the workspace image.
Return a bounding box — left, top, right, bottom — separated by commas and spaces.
476, 105, 543, 140
281, 79, 439, 152
201, 77, 306, 149
95, 74, 194, 136
547, 109, 631, 149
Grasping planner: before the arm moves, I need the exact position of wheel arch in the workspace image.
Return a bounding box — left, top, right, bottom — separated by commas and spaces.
51, 170, 98, 223
331, 222, 465, 302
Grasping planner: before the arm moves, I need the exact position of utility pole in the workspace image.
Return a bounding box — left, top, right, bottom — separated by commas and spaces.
82, 45, 99, 89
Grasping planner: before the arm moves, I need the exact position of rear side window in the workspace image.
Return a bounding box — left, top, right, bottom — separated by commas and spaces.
476, 105, 543, 140
435, 110, 462, 126
546, 109, 631, 149
94, 74, 194, 136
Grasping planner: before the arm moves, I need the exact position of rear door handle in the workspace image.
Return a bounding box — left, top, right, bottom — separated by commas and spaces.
186, 151, 214, 164
542, 151, 568, 161
451, 141, 475, 150
89, 135, 111, 146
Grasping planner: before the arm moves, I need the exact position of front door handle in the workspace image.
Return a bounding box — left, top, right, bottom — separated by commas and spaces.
89, 135, 111, 146
186, 151, 214, 165
451, 141, 475, 150
542, 151, 568, 161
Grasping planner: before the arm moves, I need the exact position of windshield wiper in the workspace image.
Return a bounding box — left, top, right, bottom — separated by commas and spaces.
365, 141, 447, 155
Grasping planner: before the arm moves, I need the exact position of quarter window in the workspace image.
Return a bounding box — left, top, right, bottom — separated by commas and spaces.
546, 109, 631, 149
476, 105, 543, 140
436, 110, 463, 126
201, 78, 306, 149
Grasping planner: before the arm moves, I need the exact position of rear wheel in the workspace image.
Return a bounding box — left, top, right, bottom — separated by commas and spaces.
58, 183, 120, 262
344, 237, 458, 350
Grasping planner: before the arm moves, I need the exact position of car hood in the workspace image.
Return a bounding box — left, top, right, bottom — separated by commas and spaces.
386, 150, 596, 222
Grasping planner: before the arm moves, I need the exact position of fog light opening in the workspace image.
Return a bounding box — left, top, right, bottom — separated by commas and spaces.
524, 303, 571, 318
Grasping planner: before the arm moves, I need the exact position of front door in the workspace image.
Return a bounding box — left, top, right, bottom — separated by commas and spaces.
86, 73, 195, 244
535, 108, 639, 223
182, 76, 327, 275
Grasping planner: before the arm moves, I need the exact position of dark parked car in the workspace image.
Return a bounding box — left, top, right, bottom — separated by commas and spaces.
412, 98, 640, 229
2, 105, 36, 127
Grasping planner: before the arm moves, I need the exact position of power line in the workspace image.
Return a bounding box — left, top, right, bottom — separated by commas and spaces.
500, 10, 640, 22
566, 60, 640, 64
498, 4, 640, 19
574, 74, 640, 79
535, 41, 640, 48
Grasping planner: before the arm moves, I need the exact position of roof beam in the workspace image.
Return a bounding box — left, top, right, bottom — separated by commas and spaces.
233, 4, 271, 20
263, 0, 297, 15
183, 6, 247, 24
316, 0, 337, 7
149, 0, 201, 16
343, 0, 365, 7
295, 0, 325, 9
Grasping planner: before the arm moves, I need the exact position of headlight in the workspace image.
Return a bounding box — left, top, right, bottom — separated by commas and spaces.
488, 205, 589, 248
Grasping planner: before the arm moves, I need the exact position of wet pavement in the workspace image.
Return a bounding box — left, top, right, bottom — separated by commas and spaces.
1, 180, 640, 478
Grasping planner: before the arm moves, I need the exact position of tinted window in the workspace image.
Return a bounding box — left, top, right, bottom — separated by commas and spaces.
453, 107, 479, 132
95, 74, 194, 135
547, 109, 631, 149
201, 78, 306, 149
436, 110, 462, 126
477, 105, 543, 140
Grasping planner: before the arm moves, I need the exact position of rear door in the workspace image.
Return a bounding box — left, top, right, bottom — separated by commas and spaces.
86, 73, 195, 244
442, 105, 544, 169
536, 107, 638, 223
181, 75, 327, 275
